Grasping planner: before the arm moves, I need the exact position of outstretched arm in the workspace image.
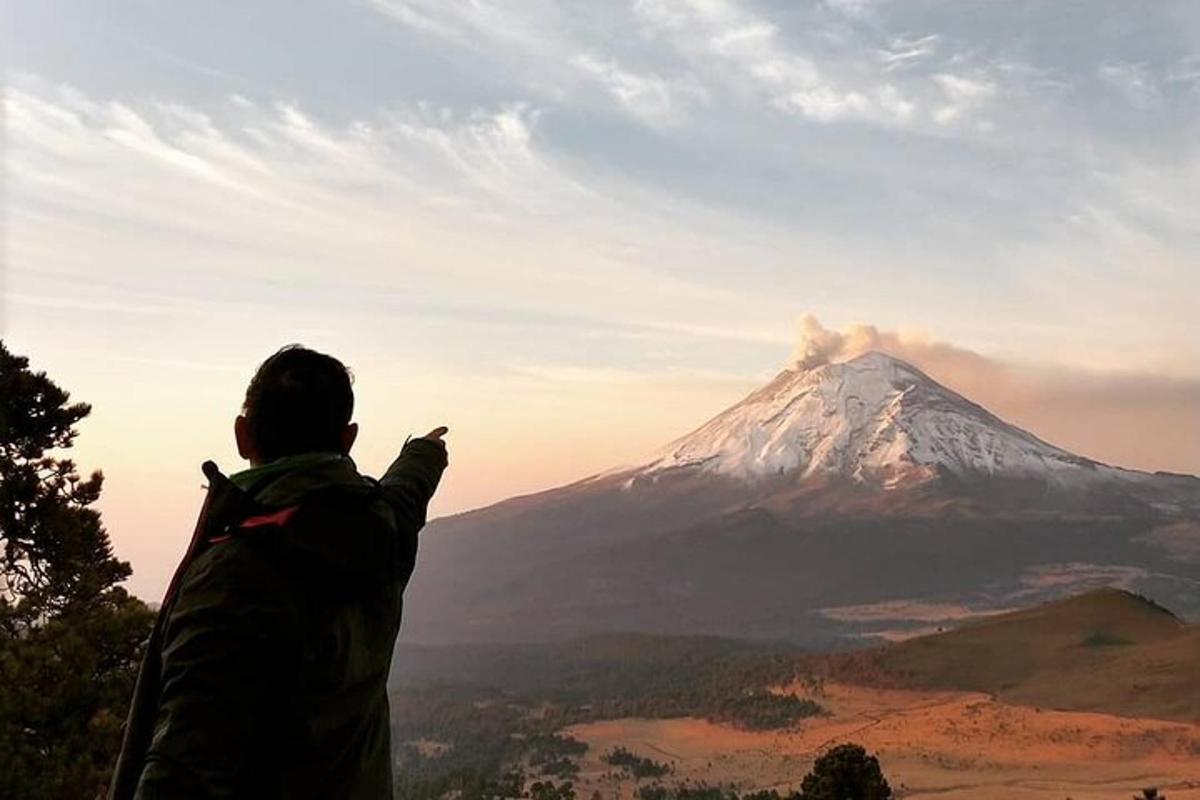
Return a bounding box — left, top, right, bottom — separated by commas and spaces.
379, 427, 449, 535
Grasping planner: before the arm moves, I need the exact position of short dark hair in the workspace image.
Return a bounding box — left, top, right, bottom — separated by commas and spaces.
242, 345, 354, 461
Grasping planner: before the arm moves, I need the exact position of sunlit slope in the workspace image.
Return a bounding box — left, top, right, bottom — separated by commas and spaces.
875, 588, 1200, 721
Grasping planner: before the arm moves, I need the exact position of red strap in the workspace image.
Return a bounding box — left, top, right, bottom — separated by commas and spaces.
239, 505, 300, 529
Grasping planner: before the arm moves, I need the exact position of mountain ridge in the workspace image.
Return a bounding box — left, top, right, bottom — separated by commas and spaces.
403, 351, 1200, 646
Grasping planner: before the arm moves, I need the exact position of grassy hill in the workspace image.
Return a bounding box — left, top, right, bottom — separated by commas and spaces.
858, 589, 1200, 721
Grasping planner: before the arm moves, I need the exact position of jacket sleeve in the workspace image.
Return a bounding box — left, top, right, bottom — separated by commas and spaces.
134, 542, 297, 800
378, 437, 448, 534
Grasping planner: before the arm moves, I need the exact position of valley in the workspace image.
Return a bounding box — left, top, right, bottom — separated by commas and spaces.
567, 684, 1200, 800
390, 591, 1200, 799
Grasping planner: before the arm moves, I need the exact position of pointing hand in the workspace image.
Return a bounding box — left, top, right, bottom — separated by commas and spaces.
422, 426, 449, 444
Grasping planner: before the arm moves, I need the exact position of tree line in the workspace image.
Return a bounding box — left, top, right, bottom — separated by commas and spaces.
0, 342, 155, 800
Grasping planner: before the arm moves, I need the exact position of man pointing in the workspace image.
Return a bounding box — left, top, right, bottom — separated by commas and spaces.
110, 345, 448, 799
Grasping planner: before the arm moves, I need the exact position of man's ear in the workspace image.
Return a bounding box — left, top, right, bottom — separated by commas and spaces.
341, 422, 359, 455
235, 415, 255, 461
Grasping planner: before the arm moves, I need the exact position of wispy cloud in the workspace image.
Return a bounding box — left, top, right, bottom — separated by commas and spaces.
368, 0, 704, 127
634, 0, 899, 125
1099, 62, 1161, 107
879, 34, 939, 71
572, 53, 697, 127
4, 74, 794, 361
932, 72, 996, 124
365, 0, 1008, 133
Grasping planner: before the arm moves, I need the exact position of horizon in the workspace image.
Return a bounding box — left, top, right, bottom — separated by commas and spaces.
4, 1, 1199, 602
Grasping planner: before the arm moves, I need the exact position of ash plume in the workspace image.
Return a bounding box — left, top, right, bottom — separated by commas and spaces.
788, 314, 1200, 476
791, 314, 888, 368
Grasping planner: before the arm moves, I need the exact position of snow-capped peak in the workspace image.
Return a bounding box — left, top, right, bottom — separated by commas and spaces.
640, 351, 1097, 487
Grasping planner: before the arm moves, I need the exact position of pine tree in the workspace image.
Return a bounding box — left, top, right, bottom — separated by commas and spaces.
800, 743, 892, 800
0, 341, 155, 800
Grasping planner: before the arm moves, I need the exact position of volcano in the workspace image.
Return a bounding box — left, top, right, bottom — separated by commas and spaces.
403, 352, 1200, 646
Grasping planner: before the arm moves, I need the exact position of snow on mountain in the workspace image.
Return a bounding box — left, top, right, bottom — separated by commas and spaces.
404, 351, 1200, 646
641, 351, 1119, 488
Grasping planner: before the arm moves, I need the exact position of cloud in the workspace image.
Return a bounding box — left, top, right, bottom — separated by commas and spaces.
362, 0, 1071, 141
879, 34, 939, 71
369, 0, 705, 127
823, 0, 877, 21
636, 0, 895, 125
571, 54, 687, 126
4, 74, 800, 369
791, 316, 1200, 476
366, 0, 466, 40
628, 0, 1014, 131
935, 73, 996, 102
1099, 62, 1161, 107
1167, 55, 1200, 87
932, 72, 996, 124
4, 79, 570, 240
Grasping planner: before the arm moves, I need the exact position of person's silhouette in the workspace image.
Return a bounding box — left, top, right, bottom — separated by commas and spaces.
110, 345, 448, 799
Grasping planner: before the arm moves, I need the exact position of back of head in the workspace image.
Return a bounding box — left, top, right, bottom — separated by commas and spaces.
243, 345, 354, 462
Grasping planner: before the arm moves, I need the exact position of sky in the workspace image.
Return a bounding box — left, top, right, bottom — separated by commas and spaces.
2, 0, 1198, 601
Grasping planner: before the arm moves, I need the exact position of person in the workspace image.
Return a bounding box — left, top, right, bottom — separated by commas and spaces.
109, 345, 448, 800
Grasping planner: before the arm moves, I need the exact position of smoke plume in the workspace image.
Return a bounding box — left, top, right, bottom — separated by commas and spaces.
790, 315, 1200, 476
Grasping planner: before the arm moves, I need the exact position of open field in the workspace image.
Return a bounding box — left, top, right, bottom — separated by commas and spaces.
567, 682, 1200, 800
390, 592, 1200, 798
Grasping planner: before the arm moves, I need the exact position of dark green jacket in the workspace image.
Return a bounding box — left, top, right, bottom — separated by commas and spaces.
110, 439, 447, 800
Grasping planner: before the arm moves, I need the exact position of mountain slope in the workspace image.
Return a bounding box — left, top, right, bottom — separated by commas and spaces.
646, 352, 1090, 484
403, 352, 1200, 646
843, 589, 1200, 722
637, 352, 1197, 514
